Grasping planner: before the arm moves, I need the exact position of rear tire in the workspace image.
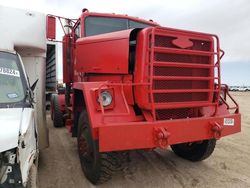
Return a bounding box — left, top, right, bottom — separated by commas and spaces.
171, 139, 216, 161
52, 95, 64, 127
77, 110, 121, 184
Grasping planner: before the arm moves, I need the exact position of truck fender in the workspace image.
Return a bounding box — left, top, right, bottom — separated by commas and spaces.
73, 81, 134, 140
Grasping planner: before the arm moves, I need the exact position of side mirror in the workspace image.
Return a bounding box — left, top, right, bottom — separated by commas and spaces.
31, 79, 39, 91
46, 15, 56, 39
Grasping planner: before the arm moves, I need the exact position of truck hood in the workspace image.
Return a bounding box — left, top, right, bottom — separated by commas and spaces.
76, 29, 142, 74
0, 108, 33, 152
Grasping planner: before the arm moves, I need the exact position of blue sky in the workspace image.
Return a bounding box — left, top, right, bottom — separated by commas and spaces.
0, 0, 249, 85
221, 62, 250, 86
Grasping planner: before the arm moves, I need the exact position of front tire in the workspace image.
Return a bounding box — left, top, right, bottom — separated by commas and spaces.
77, 110, 121, 184
171, 139, 216, 161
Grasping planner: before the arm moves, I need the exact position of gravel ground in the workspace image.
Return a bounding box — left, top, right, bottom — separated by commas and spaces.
38, 92, 250, 188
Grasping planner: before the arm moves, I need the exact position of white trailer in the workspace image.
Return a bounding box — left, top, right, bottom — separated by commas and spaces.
0, 6, 49, 187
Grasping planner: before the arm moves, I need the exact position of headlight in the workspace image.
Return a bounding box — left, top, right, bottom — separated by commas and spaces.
98, 91, 113, 107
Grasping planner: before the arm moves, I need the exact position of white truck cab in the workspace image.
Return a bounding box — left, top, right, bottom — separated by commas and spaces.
0, 51, 38, 187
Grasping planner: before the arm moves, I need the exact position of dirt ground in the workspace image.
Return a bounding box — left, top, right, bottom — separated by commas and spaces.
38, 92, 250, 188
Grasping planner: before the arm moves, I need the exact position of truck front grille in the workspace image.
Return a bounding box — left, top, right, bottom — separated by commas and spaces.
147, 27, 219, 120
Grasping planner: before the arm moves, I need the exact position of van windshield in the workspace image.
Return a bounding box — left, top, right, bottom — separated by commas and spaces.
85, 16, 152, 37
0, 52, 25, 104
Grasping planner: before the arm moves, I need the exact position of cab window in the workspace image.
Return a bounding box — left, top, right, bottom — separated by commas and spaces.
85, 16, 152, 37
74, 23, 81, 39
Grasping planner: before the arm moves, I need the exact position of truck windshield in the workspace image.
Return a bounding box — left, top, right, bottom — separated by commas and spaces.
0, 52, 25, 104
85, 16, 152, 37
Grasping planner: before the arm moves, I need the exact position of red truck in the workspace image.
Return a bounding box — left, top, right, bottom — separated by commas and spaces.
47, 9, 241, 184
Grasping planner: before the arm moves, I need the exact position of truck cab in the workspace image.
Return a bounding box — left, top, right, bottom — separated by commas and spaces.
0, 51, 38, 187
49, 9, 241, 185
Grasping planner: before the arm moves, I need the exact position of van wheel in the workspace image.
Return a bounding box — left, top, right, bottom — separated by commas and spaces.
170, 139, 216, 161
51, 95, 64, 127
77, 110, 121, 184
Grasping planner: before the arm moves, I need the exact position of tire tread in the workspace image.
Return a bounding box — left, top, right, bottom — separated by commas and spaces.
52, 95, 64, 128
171, 139, 216, 162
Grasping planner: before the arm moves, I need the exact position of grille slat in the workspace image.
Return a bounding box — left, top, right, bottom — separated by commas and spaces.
154, 61, 214, 68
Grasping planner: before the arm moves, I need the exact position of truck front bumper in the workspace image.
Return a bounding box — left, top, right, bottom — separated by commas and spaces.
98, 113, 241, 152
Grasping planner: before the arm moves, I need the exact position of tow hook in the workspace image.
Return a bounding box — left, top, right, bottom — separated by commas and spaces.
154, 127, 170, 149
211, 122, 223, 139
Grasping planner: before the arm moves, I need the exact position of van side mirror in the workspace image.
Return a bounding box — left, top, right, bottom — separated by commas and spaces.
31, 79, 39, 91
46, 15, 56, 39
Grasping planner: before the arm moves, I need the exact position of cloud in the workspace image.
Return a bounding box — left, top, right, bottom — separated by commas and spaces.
1, 0, 249, 84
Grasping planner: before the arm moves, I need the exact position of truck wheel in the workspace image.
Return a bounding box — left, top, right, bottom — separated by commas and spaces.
50, 94, 55, 120
52, 95, 64, 127
170, 139, 216, 161
77, 110, 120, 184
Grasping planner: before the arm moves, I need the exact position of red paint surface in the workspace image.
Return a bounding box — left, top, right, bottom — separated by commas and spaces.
50, 10, 241, 152
46, 16, 56, 39
76, 30, 132, 74
98, 114, 241, 152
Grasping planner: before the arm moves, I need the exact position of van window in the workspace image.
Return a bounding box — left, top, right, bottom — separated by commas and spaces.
0, 52, 25, 104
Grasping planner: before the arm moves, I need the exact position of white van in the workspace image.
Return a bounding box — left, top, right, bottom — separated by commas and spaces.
0, 51, 38, 187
